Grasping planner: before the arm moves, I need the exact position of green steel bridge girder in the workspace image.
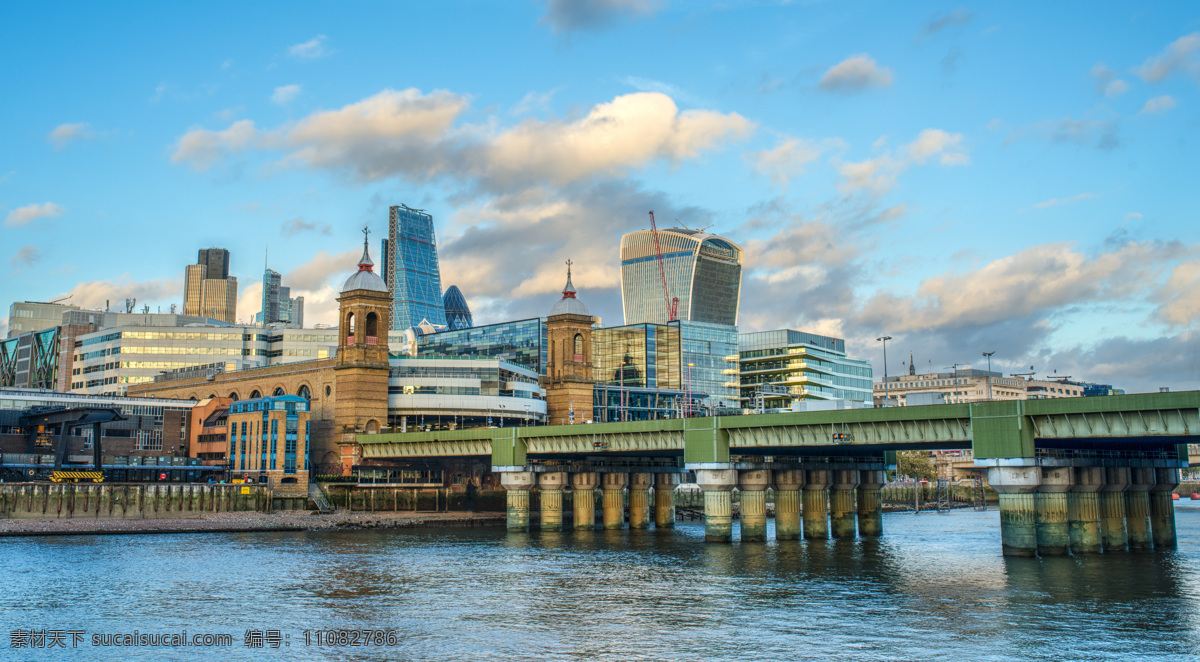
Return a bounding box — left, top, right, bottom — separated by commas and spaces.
353, 391, 1200, 465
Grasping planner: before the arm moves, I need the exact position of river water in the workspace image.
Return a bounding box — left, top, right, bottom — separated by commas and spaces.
3, 503, 1200, 661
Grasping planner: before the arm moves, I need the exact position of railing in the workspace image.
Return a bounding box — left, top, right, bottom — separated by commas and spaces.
346, 336, 355, 345
365, 336, 378, 346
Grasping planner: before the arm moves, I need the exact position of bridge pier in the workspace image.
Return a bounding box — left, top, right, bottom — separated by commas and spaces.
1035, 467, 1071, 556
1100, 467, 1130, 552
602, 473, 628, 530
570, 472, 599, 530
738, 469, 772, 542
1125, 467, 1155, 550
1150, 468, 1179, 548
987, 465, 1039, 557
695, 468, 737, 543
1069, 467, 1103, 554
500, 471, 536, 532
629, 473, 653, 529
829, 470, 858, 540
803, 469, 830, 541
538, 472, 567, 531
856, 469, 885, 537
654, 473, 678, 528
774, 469, 804, 541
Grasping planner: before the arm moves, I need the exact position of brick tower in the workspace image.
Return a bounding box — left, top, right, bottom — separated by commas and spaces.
542, 260, 596, 425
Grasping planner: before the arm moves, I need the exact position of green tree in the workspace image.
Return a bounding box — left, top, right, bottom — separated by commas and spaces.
898, 451, 936, 482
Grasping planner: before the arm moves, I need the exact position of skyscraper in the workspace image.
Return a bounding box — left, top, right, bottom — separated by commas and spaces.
442, 285, 473, 330
619, 227, 743, 326
183, 248, 237, 323
258, 268, 305, 328
384, 205, 448, 330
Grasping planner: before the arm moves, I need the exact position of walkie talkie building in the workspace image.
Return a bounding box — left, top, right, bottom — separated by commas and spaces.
619, 227, 743, 326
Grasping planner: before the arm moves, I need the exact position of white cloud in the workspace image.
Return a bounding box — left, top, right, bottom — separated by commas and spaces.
1136, 32, 1200, 83
511, 88, 562, 116
1090, 63, 1129, 98
1022, 192, 1100, 211
1141, 95, 1178, 114
541, 0, 663, 33
48, 123, 95, 149
271, 84, 302, 105
288, 35, 331, 60
818, 54, 893, 94
5, 202, 65, 227
835, 129, 968, 196
746, 137, 842, 191
10, 245, 40, 272
1105, 79, 1129, 98
282, 218, 332, 235
171, 89, 755, 190
1154, 258, 1200, 329
171, 119, 258, 170
58, 276, 181, 311
919, 8, 973, 38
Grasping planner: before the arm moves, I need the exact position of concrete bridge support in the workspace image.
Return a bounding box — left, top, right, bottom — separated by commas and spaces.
987, 466, 1039, 557
500, 472, 536, 532
829, 470, 859, 539
629, 473, 653, 529
1125, 468, 1155, 550
856, 470, 885, 537
1069, 467, 1103, 554
738, 469, 773, 542
602, 473, 628, 530
571, 472, 599, 530
654, 473, 678, 529
538, 472, 567, 531
774, 469, 804, 541
695, 468, 737, 543
1150, 468, 1179, 548
803, 469, 830, 541
1035, 467, 1072, 556
1100, 467, 1130, 552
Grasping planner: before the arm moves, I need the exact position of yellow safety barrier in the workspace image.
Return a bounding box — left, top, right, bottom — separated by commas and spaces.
48, 471, 105, 483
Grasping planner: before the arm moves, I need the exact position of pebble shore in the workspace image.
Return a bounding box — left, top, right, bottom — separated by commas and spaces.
0, 511, 506, 537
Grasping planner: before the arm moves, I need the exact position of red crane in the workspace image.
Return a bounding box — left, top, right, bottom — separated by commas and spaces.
648, 211, 679, 321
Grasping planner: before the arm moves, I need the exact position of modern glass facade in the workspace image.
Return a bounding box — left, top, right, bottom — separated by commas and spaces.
386, 205, 448, 330
620, 228, 743, 326
257, 269, 304, 328
0, 327, 59, 390
413, 318, 546, 374
676, 320, 741, 414
591, 323, 682, 422
739, 329, 874, 407
386, 357, 545, 430
442, 285, 473, 330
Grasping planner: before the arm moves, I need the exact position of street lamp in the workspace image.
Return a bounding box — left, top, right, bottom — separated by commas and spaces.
982, 351, 996, 401
876, 336, 892, 407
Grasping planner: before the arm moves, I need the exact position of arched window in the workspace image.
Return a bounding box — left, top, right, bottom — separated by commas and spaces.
273, 387, 284, 396
207, 393, 217, 399
325, 385, 332, 397
345, 312, 356, 344
249, 389, 261, 399
366, 420, 379, 433
573, 333, 583, 361
297, 385, 311, 400
365, 312, 378, 338
228, 392, 239, 401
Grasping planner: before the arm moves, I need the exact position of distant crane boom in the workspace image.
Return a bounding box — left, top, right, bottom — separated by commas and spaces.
648, 211, 678, 321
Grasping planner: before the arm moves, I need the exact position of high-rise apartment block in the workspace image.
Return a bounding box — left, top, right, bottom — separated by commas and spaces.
183, 248, 238, 323
620, 227, 743, 326
257, 268, 304, 328
382, 205, 447, 330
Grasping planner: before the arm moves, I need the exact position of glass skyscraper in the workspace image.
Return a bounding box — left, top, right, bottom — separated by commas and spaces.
383, 205, 448, 331
620, 227, 743, 326
257, 268, 304, 328
442, 285, 473, 330
739, 329, 874, 406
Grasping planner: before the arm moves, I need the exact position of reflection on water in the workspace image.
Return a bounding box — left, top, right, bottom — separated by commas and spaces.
3, 504, 1200, 661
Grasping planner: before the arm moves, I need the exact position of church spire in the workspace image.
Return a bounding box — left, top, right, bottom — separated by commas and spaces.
358, 225, 375, 272
562, 259, 576, 299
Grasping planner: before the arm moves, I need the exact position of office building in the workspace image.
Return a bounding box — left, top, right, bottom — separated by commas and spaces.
257, 268, 304, 328
384, 205, 448, 330
183, 248, 238, 323
620, 227, 743, 326
2, 310, 106, 392
7, 301, 79, 338
414, 318, 546, 374
739, 329, 874, 408
873, 367, 1093, 406
227, 394, 311, 490
677, 320, 741, 414
443, 285, 473, 330
591, 322, 683, 422
388, 357, 545, 431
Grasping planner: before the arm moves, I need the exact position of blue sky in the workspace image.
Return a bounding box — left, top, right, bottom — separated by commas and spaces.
2, 1, 1198, 392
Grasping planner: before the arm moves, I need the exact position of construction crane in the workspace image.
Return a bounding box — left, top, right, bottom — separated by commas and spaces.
648, 211, 679, 321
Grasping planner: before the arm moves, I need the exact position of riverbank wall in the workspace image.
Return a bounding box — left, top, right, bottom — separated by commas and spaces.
0, 483, 306, 519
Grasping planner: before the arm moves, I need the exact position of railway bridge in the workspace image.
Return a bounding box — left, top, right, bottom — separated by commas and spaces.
357, 391, 1199, 556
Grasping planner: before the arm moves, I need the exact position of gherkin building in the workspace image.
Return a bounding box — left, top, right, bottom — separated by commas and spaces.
443, 285, 473, 330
